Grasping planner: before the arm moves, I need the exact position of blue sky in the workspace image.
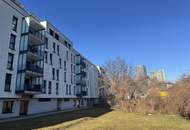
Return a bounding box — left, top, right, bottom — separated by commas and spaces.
20, 0, 190, 81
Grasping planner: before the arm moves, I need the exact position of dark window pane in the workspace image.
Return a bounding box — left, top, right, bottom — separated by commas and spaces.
2, 101, 13, 113
7, 53, 14, 70
9, 34, 16, 50
4, 73, 12, 92
12, 16, 18, 32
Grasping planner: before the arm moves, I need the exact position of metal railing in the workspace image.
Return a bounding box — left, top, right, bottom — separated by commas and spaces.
26, 63, 43, 74
25, 84, 41, 92
28, 45, 43, 58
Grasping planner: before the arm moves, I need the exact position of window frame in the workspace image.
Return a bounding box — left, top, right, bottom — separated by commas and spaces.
2, 101, 14, 114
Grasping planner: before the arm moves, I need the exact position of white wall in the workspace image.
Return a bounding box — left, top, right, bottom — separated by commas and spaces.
27, 99, 57, 115
0, 0, 28, 98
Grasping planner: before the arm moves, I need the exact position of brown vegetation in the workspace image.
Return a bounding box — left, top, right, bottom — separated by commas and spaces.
102, 58, 190, 119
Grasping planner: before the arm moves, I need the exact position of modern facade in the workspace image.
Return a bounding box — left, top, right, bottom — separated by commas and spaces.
0, 0, 99, 119
135, 65, 148, 80
150, 69, 166, 82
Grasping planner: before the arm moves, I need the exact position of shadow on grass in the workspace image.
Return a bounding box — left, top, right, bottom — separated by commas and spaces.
0, 106, 112, 130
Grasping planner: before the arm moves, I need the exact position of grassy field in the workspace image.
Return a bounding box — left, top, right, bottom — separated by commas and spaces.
0, 107, 190, 130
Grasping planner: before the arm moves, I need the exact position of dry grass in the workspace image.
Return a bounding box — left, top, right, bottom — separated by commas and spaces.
0, 107, 190, 130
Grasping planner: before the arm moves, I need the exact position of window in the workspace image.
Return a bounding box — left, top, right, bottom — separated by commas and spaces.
52, 68, 55, 80
57, 45, 59, 55
56, 83, 59, 95
66, 84, 68, 95
49, 29, 54, 36
64, 61, 67, 71
64, 40, 68, 47
56, 69, 59, 81
7, 53, 14, 70
59, 58, 62, 68
73, 75, 76, 84
45, 37, 48, 49
53, 42, 56, 52
44, 51, 48, 63
48, 81, 52, 94
55, 33, 59, 41
68, 44, 71, 49
69, 85, 71, 95
71, 64, 73, 73
4, 73, 12, 92
50, 53, 53, 65
9, 34, 16, 50
71, 74, 73, 84
64, 72, 66, 83
66, 50, 69, 60
12, 16, 18, 32
42, 80, 46, 94
71, 54, 73, 63
2, 101, 13, 114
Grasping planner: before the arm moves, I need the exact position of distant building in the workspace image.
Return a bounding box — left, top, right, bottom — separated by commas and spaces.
150, 69, 166, 82
135, 65, 148, 80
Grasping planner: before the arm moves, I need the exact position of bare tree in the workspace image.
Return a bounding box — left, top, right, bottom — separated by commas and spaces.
102, 57, 135, 108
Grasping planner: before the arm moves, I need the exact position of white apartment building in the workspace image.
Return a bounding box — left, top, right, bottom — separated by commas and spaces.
0, 0, 99, 119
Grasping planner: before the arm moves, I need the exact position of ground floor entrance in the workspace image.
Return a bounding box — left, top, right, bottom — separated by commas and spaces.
20, 100, 29, 116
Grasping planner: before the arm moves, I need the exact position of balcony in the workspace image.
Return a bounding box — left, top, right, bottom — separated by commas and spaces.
26, 63, 43, 77
25, 84, 41, 92
27, 45, 43, 61
76, 80, 86, 86
76, 85, 87, 97
28, 27, 45, 45
16, 84, 42, 94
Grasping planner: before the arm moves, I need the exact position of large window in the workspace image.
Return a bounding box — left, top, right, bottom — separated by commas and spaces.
7, 53, 14, 70
56, 83, 59, 95
55, 33, 59, 41
45, 37, 48, 49
64, 72, 66, 83
50, 53, 53, 65
12, 16, 18, 32
66, 50, 69, 61
56, 69, 59, 81
69, 85, 71, 95
4, 73, 12, 92
59, 58, 62, 69
57, 45, 59, 55
9, 34, 16, 50
53, 42, 56, 52
66, 84, 68, 95
42, 80, 46, 94
49, 29, 54, 36
52, 68, 55, 80
48, 81, 52, 94
64, 61, 67, 71
44, 51, 48, 63
2, 101, 14, 114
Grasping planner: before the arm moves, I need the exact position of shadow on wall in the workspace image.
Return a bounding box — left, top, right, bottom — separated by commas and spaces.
0, 107, 112, 130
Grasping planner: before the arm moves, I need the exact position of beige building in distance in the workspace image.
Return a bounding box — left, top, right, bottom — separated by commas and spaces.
150, 69, 166, 82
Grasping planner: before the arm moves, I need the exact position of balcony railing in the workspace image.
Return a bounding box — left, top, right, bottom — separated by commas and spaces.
25, 84, 41, 92
26, 63, 43, 74
76, 85, 87, 97
28, 45, 43, 59
76, 80, 86, 86
29, 27, 45, 44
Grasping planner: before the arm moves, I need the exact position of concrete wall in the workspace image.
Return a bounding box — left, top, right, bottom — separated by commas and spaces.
27, 99, 57, 115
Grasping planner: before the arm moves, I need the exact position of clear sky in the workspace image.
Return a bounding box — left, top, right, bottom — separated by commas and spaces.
20, 0, 190, 81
